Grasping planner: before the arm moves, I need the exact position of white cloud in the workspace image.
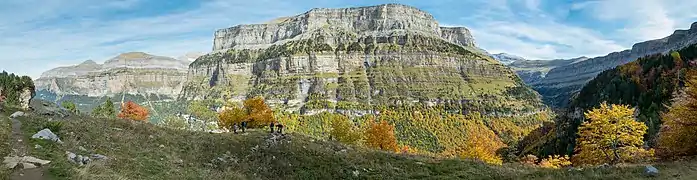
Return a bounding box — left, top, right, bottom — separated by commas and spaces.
452, 0, 625, 60
572, 0, 697, 42
0, 0, 306, 79
522, 0, 541, 11
470, 21, 624, 60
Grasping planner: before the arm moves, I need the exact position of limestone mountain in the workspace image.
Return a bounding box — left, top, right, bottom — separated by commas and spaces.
35, 52, 189, 98
491, 53, 525, 65
507, 56, 588, 84
177, 52, 205, 62
534, 22, 697, 107
180, 4, 545, 115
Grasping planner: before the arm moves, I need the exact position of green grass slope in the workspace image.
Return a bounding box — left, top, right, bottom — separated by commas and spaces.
2, 110, 697, 180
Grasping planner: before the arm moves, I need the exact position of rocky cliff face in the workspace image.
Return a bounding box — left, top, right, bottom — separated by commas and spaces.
35, 52, 190, 99
507, 57, 587, 84
182, 4, 545, 115
212, 4, 475, 51
535, 22, 697, 107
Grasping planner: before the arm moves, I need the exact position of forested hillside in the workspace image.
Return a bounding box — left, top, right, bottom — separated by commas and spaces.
521, 43, 697, 158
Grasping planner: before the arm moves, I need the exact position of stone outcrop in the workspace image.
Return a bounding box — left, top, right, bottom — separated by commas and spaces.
212, 4, 474, 51
534, 22, 697, 107
34, 52, 190, 99
19, 88, 32, 110
182, 4, 545, 115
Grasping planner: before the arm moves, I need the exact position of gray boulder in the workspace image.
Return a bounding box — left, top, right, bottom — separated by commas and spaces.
9, 111, 24, 118
29, 99, 70, 118
645, 165, 659, 177
66, 151, 76, 163
91, 154, 108, 160
31, 129, 63, 144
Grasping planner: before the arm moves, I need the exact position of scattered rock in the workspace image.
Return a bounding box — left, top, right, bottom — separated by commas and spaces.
91, 154, 108, 160
3, 156, 51, 169
66, 152, 77, 163
78, 146, 87, 152
353, 170, 360, 177
645, 165, 659, 177
20, 163, 36, 169
66, 152, 96, 166
29, 99, 70, 117
9, 111, 24, 118
159, 144, 165, 148
112, 128, 123, 131
76, 155, 85, 165
149, 135, 154, 139
31, 128, 63, 144
34, 144, 42, 149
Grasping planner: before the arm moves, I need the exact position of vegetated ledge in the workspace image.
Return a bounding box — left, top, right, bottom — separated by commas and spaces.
190, 33, 494, 68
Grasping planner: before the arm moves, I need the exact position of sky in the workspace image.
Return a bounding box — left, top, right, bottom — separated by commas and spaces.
1, 0, 696, 79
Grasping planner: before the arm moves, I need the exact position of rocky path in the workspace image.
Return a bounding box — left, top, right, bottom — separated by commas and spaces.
8, 116, 48, 180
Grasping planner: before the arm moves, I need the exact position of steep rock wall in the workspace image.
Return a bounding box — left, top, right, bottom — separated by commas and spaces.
535, 22, 697, 107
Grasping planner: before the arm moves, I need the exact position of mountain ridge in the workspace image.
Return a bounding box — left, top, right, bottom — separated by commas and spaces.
182, 3, 546, 116
34, 52, 192, 99
533, 21, 697, 107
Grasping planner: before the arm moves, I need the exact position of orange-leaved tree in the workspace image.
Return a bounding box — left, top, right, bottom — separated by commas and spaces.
657, 70, 697, 157
364, 119, 398, 152
117, 101, 149, 121
573, 103, 652, 165
243, 96, 275, 127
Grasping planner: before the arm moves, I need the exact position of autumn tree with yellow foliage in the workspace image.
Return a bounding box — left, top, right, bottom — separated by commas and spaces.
117, 101, 149, 121
365, 120, 398, 152
218, 96, 276, 130
458, 119, 505, 165
243, 96, 275, 127
657, 70, 697, 157
573, 103, 653, 165
330, 114, 362, 145
218, 105, 247, 131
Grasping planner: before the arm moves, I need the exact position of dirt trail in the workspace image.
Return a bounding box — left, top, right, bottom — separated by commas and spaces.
8, 116, 48, 180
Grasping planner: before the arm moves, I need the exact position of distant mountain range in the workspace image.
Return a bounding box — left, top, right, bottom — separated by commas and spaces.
491, 53, 525, 65
33, 52, 202, 118
531, 22, 697, 107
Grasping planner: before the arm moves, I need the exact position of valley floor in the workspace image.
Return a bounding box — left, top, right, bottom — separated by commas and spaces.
1, 109, 696, 180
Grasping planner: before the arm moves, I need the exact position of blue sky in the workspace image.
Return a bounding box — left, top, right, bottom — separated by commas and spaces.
1, 0, 696, 79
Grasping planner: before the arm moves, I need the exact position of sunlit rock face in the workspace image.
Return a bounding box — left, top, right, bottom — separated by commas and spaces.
182, 4, 546, 115
34, 52, 190, 99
